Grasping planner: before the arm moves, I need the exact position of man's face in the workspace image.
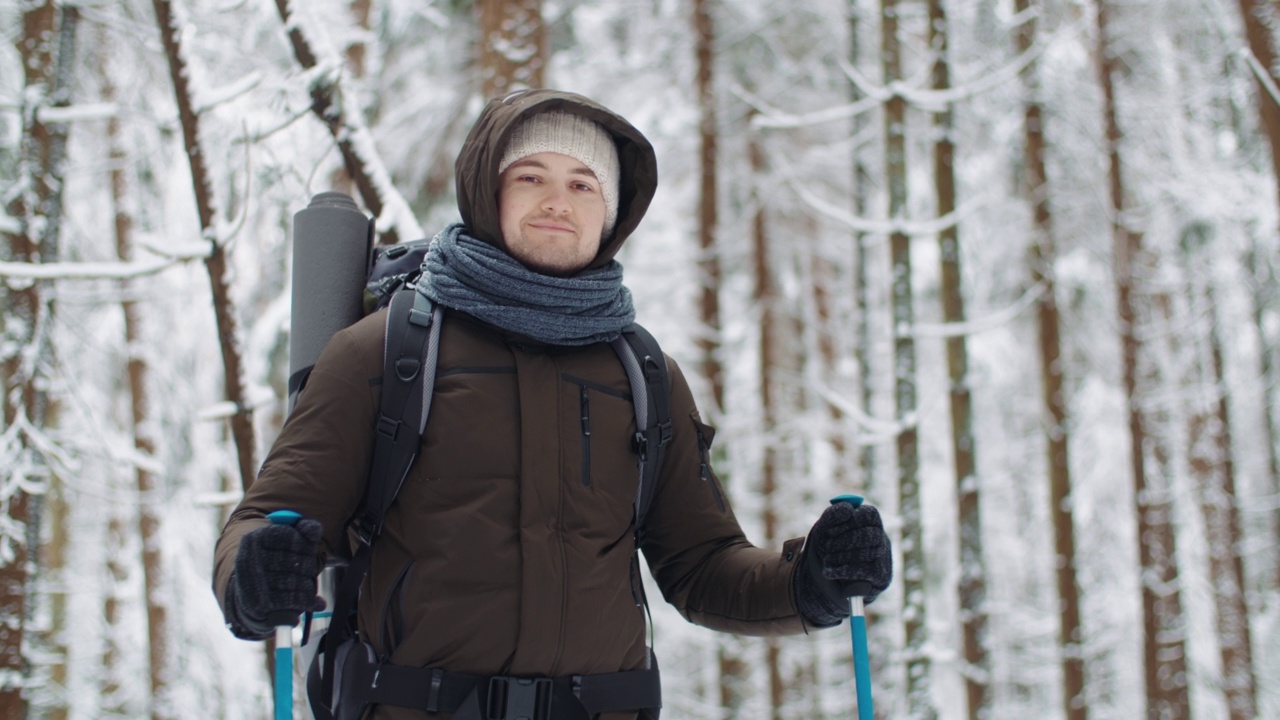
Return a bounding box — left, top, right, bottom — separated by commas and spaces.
498, 152, 606, 277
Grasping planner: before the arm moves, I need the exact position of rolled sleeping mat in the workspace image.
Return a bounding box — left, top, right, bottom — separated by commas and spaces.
288, 191, 373, 411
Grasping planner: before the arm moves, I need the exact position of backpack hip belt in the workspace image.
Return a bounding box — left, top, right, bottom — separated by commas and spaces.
330, 642, 662, 720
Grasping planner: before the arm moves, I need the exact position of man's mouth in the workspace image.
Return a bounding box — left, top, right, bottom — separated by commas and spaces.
528, 218, 576, 234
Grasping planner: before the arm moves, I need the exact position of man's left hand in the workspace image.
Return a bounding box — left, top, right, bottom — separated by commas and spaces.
794, 502, 893, 627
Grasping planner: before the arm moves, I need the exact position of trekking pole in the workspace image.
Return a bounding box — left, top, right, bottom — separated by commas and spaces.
830, 494, 874, 720
265, 510, 304, 720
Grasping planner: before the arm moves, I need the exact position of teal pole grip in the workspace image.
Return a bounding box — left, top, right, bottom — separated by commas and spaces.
267, 510, 302, 720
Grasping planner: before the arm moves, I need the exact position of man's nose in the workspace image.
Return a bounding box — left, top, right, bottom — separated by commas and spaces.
541, 184, 571, 214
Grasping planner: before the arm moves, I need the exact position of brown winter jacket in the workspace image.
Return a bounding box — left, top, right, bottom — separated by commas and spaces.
213, 90, 809, 720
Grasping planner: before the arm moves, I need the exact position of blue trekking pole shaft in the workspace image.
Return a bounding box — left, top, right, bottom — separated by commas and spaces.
266, 510, 304, 720
830, 494, 874, 720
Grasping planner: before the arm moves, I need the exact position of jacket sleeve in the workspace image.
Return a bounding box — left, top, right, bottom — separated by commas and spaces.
211, 314, 386, 633
639, 357, 809, 636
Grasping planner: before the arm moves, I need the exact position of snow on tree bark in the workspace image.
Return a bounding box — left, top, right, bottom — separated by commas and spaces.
748, 123, 787, 719
1179, 232, 1257, 720
1235, 0, 1280, 220
477, 0, 546, 98
1015, 1, 1087, 718
1243, 243, 1280, 593
1, 3, 58, 715
29, 8, 79, 717
272, 0, 423, 247
151, 0, 257, 502
692, 0, 744, 715
881, 0, 935, 717
1093, 2, 1191, 717
849, 0, 875, 487
927, 2, 989, 717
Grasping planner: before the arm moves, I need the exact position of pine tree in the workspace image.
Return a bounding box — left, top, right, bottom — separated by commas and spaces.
1015, 1, 1087, 717
1093, 2, 1191, 716
1, 4, 59, 715
927, 1, 989, 715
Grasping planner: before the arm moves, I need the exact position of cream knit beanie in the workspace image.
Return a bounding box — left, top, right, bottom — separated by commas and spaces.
498, 111, 621, 235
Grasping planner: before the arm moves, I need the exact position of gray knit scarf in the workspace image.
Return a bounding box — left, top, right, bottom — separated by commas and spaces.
416, 223, 635, 346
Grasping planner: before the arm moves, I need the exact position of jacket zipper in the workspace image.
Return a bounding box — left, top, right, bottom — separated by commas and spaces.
696, 425, 726, 513
579, 385, 592, 487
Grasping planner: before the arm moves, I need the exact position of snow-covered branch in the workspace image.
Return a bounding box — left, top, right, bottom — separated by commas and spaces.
809, 380, 908, 436
1241, 47, 1280, 108
274, 0, 423, 245
193, 71, 262, 114
0, 254, 201, 281
35, 102, 119, 124
912, 282, 1046, 338
787, 175, 991, 237
735, 84, 883, 130
828, 35, 1048, 115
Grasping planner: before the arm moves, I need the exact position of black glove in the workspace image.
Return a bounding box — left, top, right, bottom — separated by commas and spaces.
226, 518, 324, 639
795, 502, 892, 627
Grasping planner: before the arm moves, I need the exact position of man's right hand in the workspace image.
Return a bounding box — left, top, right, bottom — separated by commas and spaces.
227, 518, 324, 638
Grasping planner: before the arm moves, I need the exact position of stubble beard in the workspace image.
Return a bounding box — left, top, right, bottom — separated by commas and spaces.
508, 216, 594, 277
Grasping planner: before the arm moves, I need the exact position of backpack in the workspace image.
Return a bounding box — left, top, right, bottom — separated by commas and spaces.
301, 242, 671, 720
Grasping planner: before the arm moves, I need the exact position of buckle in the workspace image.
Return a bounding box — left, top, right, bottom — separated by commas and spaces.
487, 676, 553, 720
376, 415, 400, 441
351, 509, 380, 546
632, 431, 647, 460
657, 420, 673, 447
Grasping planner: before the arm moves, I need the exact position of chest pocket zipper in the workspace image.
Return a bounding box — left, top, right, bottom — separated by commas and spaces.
579, 384, 592, 487
695, 421, 726, 513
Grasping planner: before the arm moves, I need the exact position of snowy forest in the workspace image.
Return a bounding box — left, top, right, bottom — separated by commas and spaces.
2, 0, 1279, 718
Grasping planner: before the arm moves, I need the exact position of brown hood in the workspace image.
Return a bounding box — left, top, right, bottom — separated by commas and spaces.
455, 89, 659, 269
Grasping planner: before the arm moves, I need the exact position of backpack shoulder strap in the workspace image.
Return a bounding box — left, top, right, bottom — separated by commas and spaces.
313, 287, 442, 718
355, 288, 442, 543
610, 322, 672, 546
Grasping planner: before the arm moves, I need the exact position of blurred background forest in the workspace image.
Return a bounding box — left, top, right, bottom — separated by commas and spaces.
2, 0, 1279, 718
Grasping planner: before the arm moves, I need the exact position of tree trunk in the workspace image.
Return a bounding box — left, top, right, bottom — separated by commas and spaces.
749, 126, 785, 720
1015, 1, 1086, 718
1243, 243, 1280, 591
97, 49, 133, 718
328, 0, 375, 196
476, 0, 546, 97
848, 0, 874, 488
694, 0, 725, 420
881, 0, 933, 717
152, 0, 256, 496
1, 3, 57, 715
1179, 235, 1257, 720
151, 0, 265, 713
927, 2, 988, 716
1093, 2, 1190, 717
29, 6, 77, 718
693, 0, 741, 714
1236, 0, 1280, 217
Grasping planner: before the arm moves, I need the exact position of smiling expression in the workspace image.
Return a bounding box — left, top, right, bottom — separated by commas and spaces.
497, 152, 607, 277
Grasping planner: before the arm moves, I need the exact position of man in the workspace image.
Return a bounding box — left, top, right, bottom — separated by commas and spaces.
213, 89, 892, 720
